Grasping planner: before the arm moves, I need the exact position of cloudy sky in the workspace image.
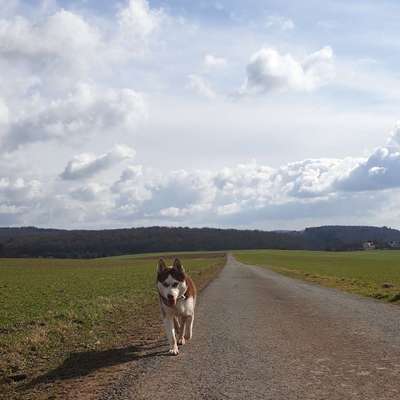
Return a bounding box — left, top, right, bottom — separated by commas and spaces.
1, 0, 400, 230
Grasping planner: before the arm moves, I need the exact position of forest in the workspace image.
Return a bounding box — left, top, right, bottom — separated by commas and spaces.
0, 225, 399, 258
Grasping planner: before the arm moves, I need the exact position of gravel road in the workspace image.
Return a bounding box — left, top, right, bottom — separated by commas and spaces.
102, 254, 400, 399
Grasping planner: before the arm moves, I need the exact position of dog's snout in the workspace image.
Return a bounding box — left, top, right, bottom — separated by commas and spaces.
167, 294, 176, 305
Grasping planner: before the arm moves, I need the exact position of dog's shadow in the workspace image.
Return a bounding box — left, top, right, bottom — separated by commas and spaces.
25, 340, 168, 389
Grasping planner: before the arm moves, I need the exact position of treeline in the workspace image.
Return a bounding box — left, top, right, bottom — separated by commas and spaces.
0, 225, 399, 258
0, 226, 304, 258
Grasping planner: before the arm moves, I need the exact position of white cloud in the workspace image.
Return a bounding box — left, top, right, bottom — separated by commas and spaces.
2, 84, 146, 150
117, 0, 163, 45
333, 122, 400, 192
69, 182, 107, 202
188, 74, 217, 98
0, 176, 43, 224
160, 207, 186, 218
111, 167, 216, 220
335, 135, 400, 192
1, 122, 400, 228
276, 158, 358, 198
241, 46, 334, 94
106, 158, 371, 226
61, 144, 136, 180
0, 1, 163, 73
388, 122, 400, 148
0, 176, 41, 204
103, 122, 400, 226
0, 10, 102, 73
204, 53, 227, 68
108, 157, 356, 224
149, 170, 216, 212
116, 165, 144, 182
265, 16, 295, 31
111, 165, 152, 216
0, 3, 159, 153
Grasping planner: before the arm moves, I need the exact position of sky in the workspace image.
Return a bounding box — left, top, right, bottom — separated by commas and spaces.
1, 0, 400, 230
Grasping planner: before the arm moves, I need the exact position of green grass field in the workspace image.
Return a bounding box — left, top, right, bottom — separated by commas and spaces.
0, 252, 226, 399
235, 250, 400, 302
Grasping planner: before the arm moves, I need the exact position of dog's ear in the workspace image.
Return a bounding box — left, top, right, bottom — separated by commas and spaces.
173, 258, 184, 273
157, 258, 167, 273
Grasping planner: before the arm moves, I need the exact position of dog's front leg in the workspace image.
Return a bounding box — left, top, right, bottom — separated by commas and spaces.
177, 317, 186, 346
163, 316, 179, 355
184, 314, 194, 341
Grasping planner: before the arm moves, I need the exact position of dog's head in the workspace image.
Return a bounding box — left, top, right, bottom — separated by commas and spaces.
156, 258, 187, 306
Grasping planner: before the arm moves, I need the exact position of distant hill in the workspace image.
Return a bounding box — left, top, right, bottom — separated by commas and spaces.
303, 225, 400, 251
0, 225, 399, 258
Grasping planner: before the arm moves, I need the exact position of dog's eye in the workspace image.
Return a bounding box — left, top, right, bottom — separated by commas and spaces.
162, 282, 169, 288
172, 282, 179, 288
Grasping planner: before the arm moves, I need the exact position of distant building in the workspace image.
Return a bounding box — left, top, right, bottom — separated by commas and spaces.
363, 241, 376, 250
388, 240, 400, 249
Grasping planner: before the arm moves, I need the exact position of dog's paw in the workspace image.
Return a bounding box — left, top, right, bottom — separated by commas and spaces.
184, 334, 192, 341
168, 347, 179, 356
178, 337, 186, 346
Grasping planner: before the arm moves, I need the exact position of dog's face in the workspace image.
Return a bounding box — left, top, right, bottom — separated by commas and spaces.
157, 258, 187, 306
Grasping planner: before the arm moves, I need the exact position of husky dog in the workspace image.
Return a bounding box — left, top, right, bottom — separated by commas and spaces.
156, 258, 197, 355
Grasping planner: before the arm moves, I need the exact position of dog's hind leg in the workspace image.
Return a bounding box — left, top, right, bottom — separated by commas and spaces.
163, 317, 179, 355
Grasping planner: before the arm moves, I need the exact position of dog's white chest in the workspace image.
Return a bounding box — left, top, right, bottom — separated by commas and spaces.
162, 296, 195, 317
176, 296, 195, 316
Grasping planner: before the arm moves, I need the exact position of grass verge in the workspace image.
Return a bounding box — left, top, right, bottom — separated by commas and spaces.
234, 250, 400, 302
0, 252, 226, 400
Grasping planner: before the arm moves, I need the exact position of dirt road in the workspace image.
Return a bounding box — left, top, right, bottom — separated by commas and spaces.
102, 254, 400, 399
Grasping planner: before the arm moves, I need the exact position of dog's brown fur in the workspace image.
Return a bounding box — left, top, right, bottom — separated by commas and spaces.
184, 275, 196, 298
